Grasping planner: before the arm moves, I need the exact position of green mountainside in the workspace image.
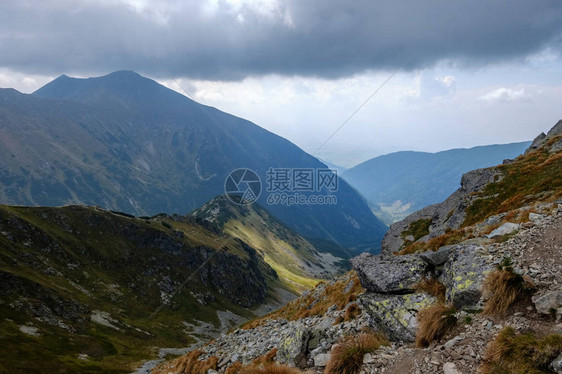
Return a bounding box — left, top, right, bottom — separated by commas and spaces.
0, 203, 328, 373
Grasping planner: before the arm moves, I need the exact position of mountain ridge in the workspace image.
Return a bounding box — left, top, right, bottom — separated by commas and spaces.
342, 141, 531, 224
0, 71, 387, 252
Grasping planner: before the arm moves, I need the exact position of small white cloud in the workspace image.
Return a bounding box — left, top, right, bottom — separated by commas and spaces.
435, 75, 456, 87
479, 87, 530, 102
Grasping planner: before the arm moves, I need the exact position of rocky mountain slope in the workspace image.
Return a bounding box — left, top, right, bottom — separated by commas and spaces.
342, 142, 531, 224
0, 202, 337, 373
0, 71, 387, 252
153, 120, 562, 374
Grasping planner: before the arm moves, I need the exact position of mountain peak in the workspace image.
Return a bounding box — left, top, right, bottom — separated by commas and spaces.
33, 70, 189, 109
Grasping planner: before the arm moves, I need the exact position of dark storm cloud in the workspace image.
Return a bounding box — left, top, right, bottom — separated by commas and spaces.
1, 0, 562, 80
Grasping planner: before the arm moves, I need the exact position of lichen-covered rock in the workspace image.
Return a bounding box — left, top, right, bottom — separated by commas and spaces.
276, 323, 310, 367
359, 293, 436, 342
533, 290, 562, 318
440, 244, 492, 308
351, 253, 427, 293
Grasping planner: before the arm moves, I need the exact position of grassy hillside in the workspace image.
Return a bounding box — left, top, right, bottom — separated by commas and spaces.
397, 133, 562, 255
190, 196, 346, 293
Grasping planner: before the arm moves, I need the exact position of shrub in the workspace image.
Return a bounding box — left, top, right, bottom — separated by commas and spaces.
481, 327, 562, 374
415, 304, 457, 348
152, 350, 218, 374
325, 332, 388, 374
482, 257, 535, 316
402, 218, 432, 242
238, 365, 301, 374
225, 361, 300, 374
414, 278, 446, 302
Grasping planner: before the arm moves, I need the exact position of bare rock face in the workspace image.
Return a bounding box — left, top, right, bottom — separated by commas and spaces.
526, 119, 562, 154
351, 253, 427, 293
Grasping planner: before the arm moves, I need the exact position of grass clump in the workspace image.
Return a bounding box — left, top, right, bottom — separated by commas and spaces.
397, 228, 470, 255
414, 277, 446, 302
415, 304, 457, 348
481, 326, 562, 374
402, 218, 432, 242
334, 303, 362, 325
152, 350, 218, 374
482, 257, 535, 316
325, 332, 388, 374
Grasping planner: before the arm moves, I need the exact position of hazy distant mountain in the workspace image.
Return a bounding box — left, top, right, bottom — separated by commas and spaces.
342, 142, 531, 224
0, 71, 386, 251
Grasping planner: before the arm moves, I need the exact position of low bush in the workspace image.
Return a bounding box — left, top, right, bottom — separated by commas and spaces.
482, 257, 534, 316
325, 332, 388, 374
414, 278, 446, 302
415, 304, 457, 348
152, 350, 218, 374
481, 326, 562, 374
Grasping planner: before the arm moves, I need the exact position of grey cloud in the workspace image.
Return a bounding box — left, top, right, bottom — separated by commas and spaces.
1, 0, 562, 80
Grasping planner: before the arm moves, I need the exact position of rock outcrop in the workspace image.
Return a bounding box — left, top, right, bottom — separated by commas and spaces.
351, 253, 427, 293
381, 167, 502, 255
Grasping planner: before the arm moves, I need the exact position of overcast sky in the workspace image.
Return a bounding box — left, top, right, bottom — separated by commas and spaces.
1, 0, 561, 167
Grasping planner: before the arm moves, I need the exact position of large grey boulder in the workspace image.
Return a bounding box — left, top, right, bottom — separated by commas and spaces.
276, 323, 310, 367
440, 244, 492, 309
533, 290, 562, 319
351, 253, 427, 293
419, 245, 454, 266
487, 222, 520, 238
359, 292, 436, 342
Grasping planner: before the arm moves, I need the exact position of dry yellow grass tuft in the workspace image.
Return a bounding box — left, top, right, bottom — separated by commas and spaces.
324, 332, 388, 374
152, 350, 218, 374
414, 277, 446, 302
482, 258, 535, 316
397, 228, 472, 255
236, 365, 301, 374
481, 326, 562, 374
415, 304, 457, 348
